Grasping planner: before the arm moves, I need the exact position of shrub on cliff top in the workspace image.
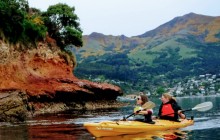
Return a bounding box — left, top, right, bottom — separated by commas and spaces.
0, 0, 83, 50
0, 0, 46, 46
0, 0, 26, 43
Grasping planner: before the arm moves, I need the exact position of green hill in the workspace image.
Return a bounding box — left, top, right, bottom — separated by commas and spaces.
73, 13, 220, 93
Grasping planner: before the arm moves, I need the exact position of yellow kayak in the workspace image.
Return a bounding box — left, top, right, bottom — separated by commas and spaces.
84, 119, 194, 137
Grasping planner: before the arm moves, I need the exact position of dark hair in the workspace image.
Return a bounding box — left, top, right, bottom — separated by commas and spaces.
140, 95, 148, 105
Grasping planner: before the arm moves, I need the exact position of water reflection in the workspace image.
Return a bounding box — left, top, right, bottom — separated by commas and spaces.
0, 125, 28, 140
96, 130, 190, 140
28, 124, 76, 140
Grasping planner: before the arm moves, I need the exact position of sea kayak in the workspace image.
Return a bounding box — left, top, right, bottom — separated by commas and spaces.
84, 119, 194, 137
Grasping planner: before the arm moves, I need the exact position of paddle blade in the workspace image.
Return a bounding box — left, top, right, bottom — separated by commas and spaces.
192, 101, 213, 112
142, 101, 156, 109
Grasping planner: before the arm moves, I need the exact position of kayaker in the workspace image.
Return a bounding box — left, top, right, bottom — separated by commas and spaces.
158, 93, 186, 121
134, 94, 154, 123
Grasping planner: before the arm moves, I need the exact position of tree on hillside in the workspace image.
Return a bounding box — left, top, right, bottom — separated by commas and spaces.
42, 3, 83, 49
156, 86, 166, 95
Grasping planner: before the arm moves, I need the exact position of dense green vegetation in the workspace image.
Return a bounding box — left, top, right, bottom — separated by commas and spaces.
0, 0, 82, 49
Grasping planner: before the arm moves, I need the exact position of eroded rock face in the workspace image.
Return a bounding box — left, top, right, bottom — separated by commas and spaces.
0, 40, 123, 122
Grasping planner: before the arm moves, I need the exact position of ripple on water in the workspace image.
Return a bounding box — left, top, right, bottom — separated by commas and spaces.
183, 116, 220, 131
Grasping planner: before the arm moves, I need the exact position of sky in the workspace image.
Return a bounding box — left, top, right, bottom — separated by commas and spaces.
28, 0, 220, 37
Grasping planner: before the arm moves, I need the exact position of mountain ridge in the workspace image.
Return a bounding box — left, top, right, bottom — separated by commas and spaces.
138, 13, 217, 38
74, 13, 220, 93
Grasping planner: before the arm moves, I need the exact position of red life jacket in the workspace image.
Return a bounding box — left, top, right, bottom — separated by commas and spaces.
161, 104, 175, 117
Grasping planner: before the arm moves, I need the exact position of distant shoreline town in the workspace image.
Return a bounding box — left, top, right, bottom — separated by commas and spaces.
117, 73, 220, 101
170, 73, 220, 97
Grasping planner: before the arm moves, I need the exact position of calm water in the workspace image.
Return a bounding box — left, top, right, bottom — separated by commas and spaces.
0, 96, 220, 140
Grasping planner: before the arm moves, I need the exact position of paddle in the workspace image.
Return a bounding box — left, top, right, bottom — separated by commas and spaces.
161, 101, 213, 117
122, 101, 156, 121
182, 101, 213, 112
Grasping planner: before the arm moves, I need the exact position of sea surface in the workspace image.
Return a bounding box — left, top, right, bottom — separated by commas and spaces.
0, 96, 220, 140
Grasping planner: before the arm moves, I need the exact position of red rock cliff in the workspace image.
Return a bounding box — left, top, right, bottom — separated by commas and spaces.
0, 40, 123, 122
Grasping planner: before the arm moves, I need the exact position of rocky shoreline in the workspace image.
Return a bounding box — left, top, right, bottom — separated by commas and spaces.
0, 89, 125, 122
